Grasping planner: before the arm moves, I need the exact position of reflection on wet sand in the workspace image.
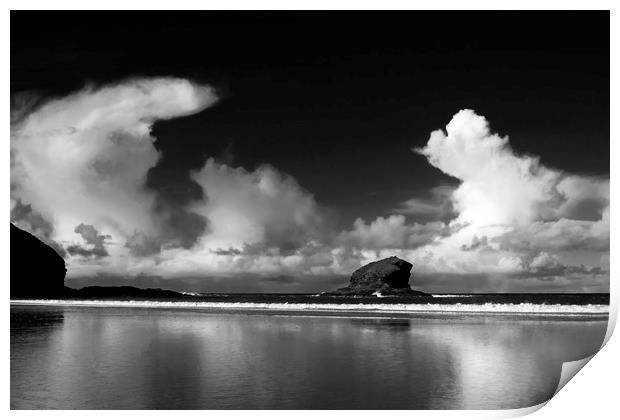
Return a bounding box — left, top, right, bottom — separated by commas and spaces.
11, 306, 607, 409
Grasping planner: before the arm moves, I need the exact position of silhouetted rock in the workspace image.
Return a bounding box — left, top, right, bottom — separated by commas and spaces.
327, 256, 427, 296
11, 223, 67, 299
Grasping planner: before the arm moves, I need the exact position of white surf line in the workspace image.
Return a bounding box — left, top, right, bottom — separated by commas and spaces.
10, 299, 610, 315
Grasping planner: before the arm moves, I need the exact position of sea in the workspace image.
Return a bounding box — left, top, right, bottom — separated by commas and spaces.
10, 293, 610, 410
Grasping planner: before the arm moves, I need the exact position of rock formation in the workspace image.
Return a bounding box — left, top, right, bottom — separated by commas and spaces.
10, 223, 67, 299
329, 256, 426, 296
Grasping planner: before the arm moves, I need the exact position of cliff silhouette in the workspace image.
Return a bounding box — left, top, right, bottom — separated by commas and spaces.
10, 223, 67, 299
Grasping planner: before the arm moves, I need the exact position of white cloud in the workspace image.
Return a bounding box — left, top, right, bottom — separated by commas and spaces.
11, 78, 218, 264
410, 110, 608, 281
189, 158, 324, 252
417, 109, 561, 227
497, 209, 609, 253
339, 215, 448, 250
340, 109, 608, 288
555, 175, 609, 221
172, 159, 327, 275
10, 79, 337, 281
67, 158, 331, 279
392, 185, 455, 219
530, 252, 561, 270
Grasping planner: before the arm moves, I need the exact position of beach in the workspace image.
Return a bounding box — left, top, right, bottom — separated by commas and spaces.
10, 301, 609, 409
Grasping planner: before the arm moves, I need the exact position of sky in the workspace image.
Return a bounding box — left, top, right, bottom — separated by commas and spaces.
10, 11, 609, 293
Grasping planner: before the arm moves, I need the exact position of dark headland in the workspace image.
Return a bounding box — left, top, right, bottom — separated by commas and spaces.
11, 223, 67, 298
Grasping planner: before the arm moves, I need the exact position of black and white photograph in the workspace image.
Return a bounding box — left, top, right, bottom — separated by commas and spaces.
8, 8, 612, 412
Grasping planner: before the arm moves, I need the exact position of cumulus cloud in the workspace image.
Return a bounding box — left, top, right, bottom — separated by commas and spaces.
416, 110, 561, 227
66, 223, 111, 259
11, 78, 218, 264
415, 109, 609, 228
189, 158, 325, 253
496, 210, 609, 253
392, 185, 456, 221
460, 235, 490, 252
339, 215, 449, 250
125, 232, 163, 257
338, 109, 608, 291
10, 79, 338, 282
118, 159, 332, 278
513, 251, 602, 278
60, 156, 333, 280
555, 176, 609, 221
407, 109, 609, 284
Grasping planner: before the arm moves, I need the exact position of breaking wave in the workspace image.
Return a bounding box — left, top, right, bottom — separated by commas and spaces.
10, 299, 609, 315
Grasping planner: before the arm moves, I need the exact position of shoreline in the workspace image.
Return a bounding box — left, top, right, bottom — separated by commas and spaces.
10, 299, 610, 319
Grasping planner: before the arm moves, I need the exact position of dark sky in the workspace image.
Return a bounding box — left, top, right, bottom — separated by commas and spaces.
10, 11, 610, 293
11, 11, 609, 225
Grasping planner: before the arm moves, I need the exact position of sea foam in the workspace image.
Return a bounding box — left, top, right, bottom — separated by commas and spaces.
10, 299, 609, 315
